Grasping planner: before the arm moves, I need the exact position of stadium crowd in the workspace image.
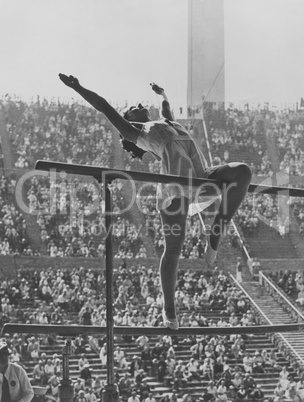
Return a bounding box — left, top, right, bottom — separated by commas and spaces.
0, 174, 31, 255
2, 98, 304, 261
3, 97, 114, 169
1, 98, 304, 400
269, 269, 304, 307
0, 263, 301, 401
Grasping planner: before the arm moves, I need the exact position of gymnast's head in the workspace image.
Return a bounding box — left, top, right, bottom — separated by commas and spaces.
123, 103, 151, 123
120, 103, 149, 160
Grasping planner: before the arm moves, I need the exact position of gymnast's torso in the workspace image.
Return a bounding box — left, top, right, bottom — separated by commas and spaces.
136, 119, 212, 209
137, 119, 208, 176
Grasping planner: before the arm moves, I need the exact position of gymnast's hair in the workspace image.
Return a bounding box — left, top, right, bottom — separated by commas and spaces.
120, 109, 147, 160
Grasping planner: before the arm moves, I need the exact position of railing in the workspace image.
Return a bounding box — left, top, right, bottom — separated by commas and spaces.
230, 273, 304, 367
229, 273, 274, 326
259, 271, 304, 323
230, 220, 252, 260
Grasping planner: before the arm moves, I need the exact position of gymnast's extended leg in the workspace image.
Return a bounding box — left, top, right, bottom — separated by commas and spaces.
205, 162, 252, 263
159, 197, 189, 329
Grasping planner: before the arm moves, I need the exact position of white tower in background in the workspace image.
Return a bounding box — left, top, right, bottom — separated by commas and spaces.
187, 0, 225, 109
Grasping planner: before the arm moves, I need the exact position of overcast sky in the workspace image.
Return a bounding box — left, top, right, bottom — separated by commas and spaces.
1, 0, 304, 109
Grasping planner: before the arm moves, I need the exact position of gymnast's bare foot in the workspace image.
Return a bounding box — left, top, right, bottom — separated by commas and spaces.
162, 310, 179, 330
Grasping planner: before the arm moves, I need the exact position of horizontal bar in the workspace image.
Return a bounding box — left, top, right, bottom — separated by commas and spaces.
35, 160, 224, 188
3, 323, 304, 337
35, 160, 304, 197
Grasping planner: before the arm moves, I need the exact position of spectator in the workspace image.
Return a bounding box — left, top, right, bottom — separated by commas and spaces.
10, 347, 22, 364
80, 307, 92, 325
128, 389, 140, 402
139, 345, 152, 371
252, 350, 265, 374
201, 387, 215, 401
78, 353, 89, 373
236, 384, 248, 401
74, 378, 85, 395
250, 384, 264, 402
217, 379, 228, 401
186, 357, 200, 382
273, 382, 285, 402
139, 378, 151, 401
135, 368, 146, 387
130, 355, 143, 378
85, 387, 98, 402
182, 395, 194, 402
0, 341, 34, 401
207, 381, 218, 399
200, 357, 214, 381
145, 393, 157, 402
99, 343, 107, 367
279, 365, 290, 391
227, 385, 238, 401
243, 352, 253, 374
80, 363, 92, 383
157, 356, 167, 383
243, 373, 256, 394
75, 389, 87, 402
44, 358, 55, 380
47, 374, 60, 401
32, 360, 47, 385
118, 373, 133, 400
231, 372, 243, 390
74, 334, 86, 355
114, 346, 128, 370
236, 257, 243, 283
27, 336, 40, 361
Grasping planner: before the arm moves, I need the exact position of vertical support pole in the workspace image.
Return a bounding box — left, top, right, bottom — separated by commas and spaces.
62, 339, 71, 381
102, 179, 119, 401
105, 181, 114, 385
58, 339, 74, 402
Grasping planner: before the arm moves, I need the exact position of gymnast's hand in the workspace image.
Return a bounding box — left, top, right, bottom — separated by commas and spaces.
150, 82, 164, 95
59, 73, 80, 89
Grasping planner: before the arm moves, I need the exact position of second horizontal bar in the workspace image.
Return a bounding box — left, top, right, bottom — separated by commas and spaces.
3, 323, 304, 337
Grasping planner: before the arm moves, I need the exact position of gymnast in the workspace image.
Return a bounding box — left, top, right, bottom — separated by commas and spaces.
59, 73, 252, 330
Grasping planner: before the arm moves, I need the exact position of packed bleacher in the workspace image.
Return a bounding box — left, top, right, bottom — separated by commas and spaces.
188, 104, 304, 178
268, 269, 304, 308
269, 110, 304, 176
0, 174, 33, 255
0, 264, 301, 401
2, 98, 304, 260
234, 193, 289, 239
1, 97, 304, 400
202, 107, 273, 177
2, 98, 304, 176
3, 97, 114, 168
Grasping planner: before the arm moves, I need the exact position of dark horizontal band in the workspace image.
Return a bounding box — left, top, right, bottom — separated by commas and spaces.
3, 323, 304, 337
35, 160, 304, 197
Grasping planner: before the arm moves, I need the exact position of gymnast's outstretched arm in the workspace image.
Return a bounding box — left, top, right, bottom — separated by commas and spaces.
59, 74, 140, 143
151, 83, 174, 121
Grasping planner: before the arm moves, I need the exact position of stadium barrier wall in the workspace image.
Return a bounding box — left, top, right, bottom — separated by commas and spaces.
1, 255, 304, 279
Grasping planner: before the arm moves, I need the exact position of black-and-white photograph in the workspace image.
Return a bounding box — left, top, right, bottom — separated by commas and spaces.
1, 1, 304, 401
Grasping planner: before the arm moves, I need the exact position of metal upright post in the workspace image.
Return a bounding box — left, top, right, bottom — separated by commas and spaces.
58, 339, 74, 402
102, 179, 120, 402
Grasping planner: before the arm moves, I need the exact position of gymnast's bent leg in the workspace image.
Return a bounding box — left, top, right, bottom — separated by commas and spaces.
159, 196, 189, 329
205, 162, 252, 263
